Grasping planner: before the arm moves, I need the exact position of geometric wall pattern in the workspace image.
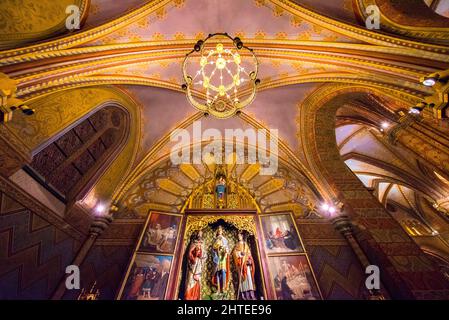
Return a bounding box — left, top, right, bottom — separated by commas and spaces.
62, 244, 133, 300
0, 191, 80, 299
307, 245, 369, 299
296, 219, 370, 299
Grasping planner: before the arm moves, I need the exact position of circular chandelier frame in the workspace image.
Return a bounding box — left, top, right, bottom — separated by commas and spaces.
182, 33, 260, 119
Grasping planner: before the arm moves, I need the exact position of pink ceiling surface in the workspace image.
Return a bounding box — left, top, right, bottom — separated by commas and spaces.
335, 124, 363, 145
122, 85, 197, 161
291, 0, 357, 24
87, 0, 359, 45
122, 82, 319, 162
245, 83, 319, 153
84, 0, 149, 28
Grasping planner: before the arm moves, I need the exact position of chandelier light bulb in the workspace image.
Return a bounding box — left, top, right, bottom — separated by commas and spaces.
216, 43, 224, 54
234, 53, 241, 65
216, 57, 227, 70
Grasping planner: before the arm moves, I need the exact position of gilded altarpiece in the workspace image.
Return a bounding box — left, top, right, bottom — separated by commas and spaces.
117, 210, 321, 300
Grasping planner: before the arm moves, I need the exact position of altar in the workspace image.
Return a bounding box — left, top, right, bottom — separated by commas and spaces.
116, 209, 322, 300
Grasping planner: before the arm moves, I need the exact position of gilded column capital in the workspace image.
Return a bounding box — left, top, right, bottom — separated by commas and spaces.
89, 214, 114, 237
385, 113, 421, 145
88, 202, 119, 236
331, 214, 353, 236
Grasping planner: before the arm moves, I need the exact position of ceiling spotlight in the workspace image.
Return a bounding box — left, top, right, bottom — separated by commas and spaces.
409, 102, 427, 115
422, 77, 437, 87
431, 230, 439, 236
328, 207, 336, 214
421, 73, 440, 87
381, 122, 390, 129
321, 203, 329, 211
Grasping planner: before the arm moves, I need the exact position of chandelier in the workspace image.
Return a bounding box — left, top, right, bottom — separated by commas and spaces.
182, 33, 260, 119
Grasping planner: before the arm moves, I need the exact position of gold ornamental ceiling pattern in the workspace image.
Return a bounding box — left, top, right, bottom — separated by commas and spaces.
0, 0, 447, 104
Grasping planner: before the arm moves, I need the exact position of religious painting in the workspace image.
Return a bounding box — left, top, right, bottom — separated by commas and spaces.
178, 218, 264, 301
260, 213, 304, 254
139, 212, 181, 254
121, 253, 173, 300
268, 255, 321, 300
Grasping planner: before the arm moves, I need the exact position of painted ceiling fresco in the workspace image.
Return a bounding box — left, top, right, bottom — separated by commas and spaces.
1, 0, 448, 237
86, 0, 359, 45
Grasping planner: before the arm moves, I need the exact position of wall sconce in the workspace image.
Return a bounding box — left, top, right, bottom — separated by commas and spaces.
94, 203, 106, 216
321, 203, 337, 217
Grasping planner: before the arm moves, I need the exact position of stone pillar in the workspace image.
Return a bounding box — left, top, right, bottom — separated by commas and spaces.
305, 91, 449, 299
51, 212, 114, 300
332, 214, 385, 300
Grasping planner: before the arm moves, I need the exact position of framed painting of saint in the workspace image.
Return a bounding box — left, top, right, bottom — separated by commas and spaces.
139, 212, 182, 254
120, 253, 173, 300
260, 213, 304, 254
268, 255, 321, 300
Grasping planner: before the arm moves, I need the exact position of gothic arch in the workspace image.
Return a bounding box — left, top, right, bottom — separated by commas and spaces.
355, 0, 449, 45
299, 84, 449, 299
26, 104, 130, 204
6, 86, 141, 217
115, 143, 322, 219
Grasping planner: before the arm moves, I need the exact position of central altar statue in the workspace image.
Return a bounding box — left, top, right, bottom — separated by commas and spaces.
211, 226, 231, 297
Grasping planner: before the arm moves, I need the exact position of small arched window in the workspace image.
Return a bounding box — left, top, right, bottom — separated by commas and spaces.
25, 106, 128, 203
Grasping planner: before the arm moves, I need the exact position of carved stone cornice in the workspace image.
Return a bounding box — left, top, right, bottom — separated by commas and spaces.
332, 214, 353, 236
0, 125, 31, 177
0, 174, 85, 241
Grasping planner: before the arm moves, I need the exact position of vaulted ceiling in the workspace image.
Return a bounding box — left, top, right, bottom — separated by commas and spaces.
1, 0, 449, 227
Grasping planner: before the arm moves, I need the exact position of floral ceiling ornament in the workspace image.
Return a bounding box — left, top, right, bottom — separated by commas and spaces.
182, 33, 260, 119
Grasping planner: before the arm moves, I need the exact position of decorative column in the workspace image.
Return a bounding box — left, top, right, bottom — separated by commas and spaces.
305, 87, 449, 299
51, 206, 116, 300
386, 112, 449, 177
332, 213, 385, 300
